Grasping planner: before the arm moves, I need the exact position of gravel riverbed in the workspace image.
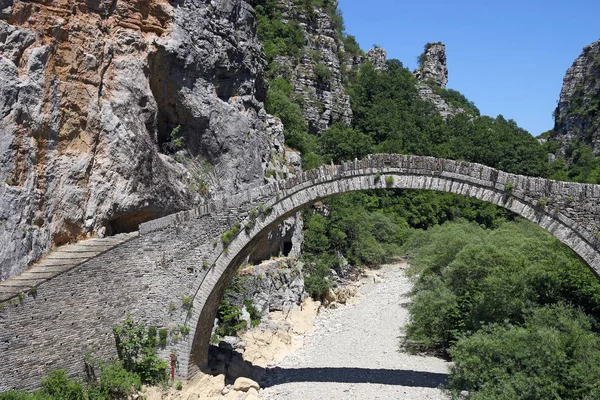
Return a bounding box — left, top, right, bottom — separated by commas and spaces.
259, 262, 450, 399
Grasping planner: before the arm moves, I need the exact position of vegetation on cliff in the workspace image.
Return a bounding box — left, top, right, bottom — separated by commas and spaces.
241, 4, 600, 398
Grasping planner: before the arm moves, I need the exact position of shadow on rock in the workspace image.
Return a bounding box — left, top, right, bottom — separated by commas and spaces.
206, 344, 267, 384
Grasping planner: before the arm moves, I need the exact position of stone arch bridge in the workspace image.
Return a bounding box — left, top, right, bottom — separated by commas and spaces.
2, 154, 600, 391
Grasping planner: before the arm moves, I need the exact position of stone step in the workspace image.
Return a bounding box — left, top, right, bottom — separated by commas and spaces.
35, 263, 76, 271
46, 251, 101, 259
0, 232, 138, 300
45, 254, 94, 261
14, 274, 50, 283
22, 270, 63, 277
60, 247, 110, 253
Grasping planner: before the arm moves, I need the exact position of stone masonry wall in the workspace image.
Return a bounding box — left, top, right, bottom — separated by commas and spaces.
3, 154, 600, 391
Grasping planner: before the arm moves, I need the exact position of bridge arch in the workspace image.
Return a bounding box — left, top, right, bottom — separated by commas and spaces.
179, 154, 600, 378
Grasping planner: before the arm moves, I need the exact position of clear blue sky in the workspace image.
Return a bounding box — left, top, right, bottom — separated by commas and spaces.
338, 0, 600, 136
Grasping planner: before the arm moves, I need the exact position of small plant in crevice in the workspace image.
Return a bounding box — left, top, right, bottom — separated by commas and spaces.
504, 182, 515, 193
221, 223, 241, 248
244, 219, 256, 234
244, 299, 262, 328
258, 203, 273, 216
536, 197, 548, 208
385, 175, 394, 186
181, 295, 193, 311
169, 125, 184, 150
374, 172, 381, 183
180, 325, 190, 335
314, 62, 333, 85
158, 328, 168, 348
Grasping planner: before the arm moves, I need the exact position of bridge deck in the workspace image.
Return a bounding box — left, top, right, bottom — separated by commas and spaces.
0, 232, 138, 302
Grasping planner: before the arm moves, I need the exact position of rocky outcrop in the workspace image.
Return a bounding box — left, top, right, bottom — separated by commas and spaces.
415, 85, 465, 119
366, 46, 387, 71
414, 42, 448, 88
272, 0, 352, 134
228, 258, 306, 317
550, 39, 600, 156
413, 42, 464, 118
0, 0, 296, 281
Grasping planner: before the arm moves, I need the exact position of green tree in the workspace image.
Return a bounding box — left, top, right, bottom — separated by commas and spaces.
449, 305, 600, 399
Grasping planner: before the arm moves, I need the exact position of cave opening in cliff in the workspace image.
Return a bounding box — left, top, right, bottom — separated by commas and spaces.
107, 209, 158, 236
282, 240, 293, 256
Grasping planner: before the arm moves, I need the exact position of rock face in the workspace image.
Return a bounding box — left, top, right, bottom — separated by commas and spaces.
273, 0, 352, 134
229, 258, 305, 317
413, 42, 464, 118
414, 42, 448, 88
0, 0, 296, 281
551, 39, 600, 156
366, 46, 387, 71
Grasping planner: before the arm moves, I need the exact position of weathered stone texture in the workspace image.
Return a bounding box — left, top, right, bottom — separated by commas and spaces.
551, 39, 600, 155
3, 154, 600, 391
227, 257, 305, 317
0, 0, 297, 282
413, 42, 465, 118
273, 0, 352, 134
366, 47, 387, 71
414, 42, 448, 88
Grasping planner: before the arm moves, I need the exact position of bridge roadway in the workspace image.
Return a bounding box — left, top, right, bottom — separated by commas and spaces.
2, 154, 600, 391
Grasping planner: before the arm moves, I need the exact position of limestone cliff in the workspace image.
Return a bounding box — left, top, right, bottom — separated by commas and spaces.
271, 0, 351, 134
550, 39, 600, 156
0, 0, 296, 281
365, 46, 388, 72
413, 42, 465, 118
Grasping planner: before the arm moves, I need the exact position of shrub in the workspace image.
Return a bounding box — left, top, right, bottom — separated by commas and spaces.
449, 305, 600, 399
215, 299, 247, 337
158, 328, 168, 347
40, 369, 85, 400
244, 299, 262, 327
403, 220, 600, 352
113, 316, 167, 384
301, 253, 338, 300
314, 62, 333, 84
92, 361, 141, 399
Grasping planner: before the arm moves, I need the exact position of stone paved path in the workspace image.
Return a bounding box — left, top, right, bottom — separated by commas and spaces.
0, 232, 137, 301
259, 262, 450, 399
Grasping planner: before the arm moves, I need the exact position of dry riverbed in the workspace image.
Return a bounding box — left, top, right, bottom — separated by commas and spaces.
144, 262, 450, 399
